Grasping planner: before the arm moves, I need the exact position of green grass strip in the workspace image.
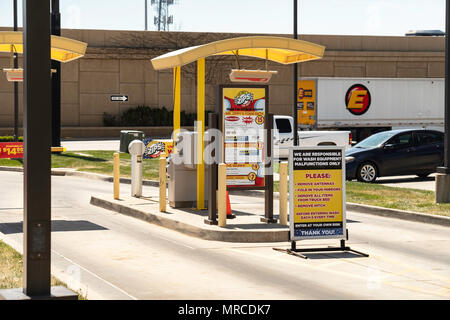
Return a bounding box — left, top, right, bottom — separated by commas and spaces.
0, 240, 85, 299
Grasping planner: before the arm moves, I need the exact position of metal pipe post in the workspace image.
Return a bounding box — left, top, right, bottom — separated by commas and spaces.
436, 0, 450, 203
159, 153, 167, 212
205, 113, 218, 225
197, 58, 206, 210
293, 0, 299, 146
13, 0, 18, 141
173, 66, 181, 150
158, 0, 162, 31
51, 0, 61, 148
218, 163, 227, 227
279, 161, 288, 225
22, 0, 52, 297
113, 152, 120, 199
262, 113, 276, 223
145, 0, 148, 30
444, 0, 450, 170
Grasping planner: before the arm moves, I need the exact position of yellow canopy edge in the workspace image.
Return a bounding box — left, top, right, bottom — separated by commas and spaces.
0, 31, 87, 63
151, 36, 325, 70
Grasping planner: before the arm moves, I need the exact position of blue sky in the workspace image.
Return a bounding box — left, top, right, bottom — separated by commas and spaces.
0, 0, 446, 36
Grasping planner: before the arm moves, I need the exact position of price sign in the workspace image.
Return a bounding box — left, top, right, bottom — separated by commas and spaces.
0, 142, 24, 159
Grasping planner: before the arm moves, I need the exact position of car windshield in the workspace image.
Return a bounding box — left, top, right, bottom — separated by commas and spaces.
354, 131, 398, 149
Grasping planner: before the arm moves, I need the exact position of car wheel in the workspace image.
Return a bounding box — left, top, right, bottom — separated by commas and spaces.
356, 162, 377, 183
416, 172, 431, 178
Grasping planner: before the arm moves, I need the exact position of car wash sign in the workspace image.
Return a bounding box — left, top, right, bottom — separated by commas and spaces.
289, 146, 346, 240
222, 86, 267, 188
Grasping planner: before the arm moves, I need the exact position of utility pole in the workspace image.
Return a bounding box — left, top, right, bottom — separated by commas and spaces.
13, 0, 18, 142
22, 0, 53, 297
145, 0, 148, 30
152, 0, 175, 31
293, 0, 298, 146
158, 0, 162, 31
51, 0, 61, 148
436, 0, 450, 203
0, 0, 77, 300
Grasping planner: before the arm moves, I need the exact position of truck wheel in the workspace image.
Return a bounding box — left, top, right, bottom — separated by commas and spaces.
357, 162, 377, 183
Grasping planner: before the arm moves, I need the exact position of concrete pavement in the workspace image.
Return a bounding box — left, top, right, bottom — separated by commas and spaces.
91, 181, 450, 244
91, 192, 289, 243
61, 139, 120, 151
375, 174, 436, 191
0, 171, 450, 299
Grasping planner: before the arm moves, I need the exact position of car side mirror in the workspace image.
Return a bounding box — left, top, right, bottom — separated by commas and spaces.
384, 143, 395, 150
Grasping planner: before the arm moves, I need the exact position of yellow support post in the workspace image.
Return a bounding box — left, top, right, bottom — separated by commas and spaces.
196, 58, 205, 210
113, 152, 120, 200
218, 163, 227, 227
279, 161, 288, 225
173, 66, 181, 151
159, 153, 167, 212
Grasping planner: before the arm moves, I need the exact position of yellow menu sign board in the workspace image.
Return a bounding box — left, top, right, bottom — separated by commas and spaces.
222, 86, 266, 187
289, 147, 346, 240
297, 80, 316, 127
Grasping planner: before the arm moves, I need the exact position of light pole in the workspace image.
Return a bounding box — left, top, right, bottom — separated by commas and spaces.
158, 0, 163, 31
293, 0, 298, 146
51, 0, 61, 148
145, 0, 148, 30
13, 0, 18, 142
436, 0, 450, 203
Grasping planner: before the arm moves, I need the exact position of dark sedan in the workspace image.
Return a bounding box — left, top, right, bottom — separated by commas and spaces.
346, 129, 444, 183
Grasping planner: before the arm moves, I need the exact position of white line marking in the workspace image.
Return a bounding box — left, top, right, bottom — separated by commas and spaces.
50, 249, 139, 300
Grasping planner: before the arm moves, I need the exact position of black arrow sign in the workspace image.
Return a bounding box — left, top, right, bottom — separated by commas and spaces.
110, 95, 128, 102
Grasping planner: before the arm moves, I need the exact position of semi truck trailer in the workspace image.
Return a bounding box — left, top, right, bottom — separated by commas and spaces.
297, 77, 444, 142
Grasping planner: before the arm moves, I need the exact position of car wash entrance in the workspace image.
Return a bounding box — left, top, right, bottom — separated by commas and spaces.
150, 35, 325, 226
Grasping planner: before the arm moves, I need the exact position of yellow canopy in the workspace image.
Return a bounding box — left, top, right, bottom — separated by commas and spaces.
151, 36, 325, 70
0, 31, 87, 63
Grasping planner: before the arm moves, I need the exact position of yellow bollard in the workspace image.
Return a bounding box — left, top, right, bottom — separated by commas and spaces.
159, 153, 167, 212
113, 152, 120, 200
279, 161, 288, 225
218, 163, 227, 227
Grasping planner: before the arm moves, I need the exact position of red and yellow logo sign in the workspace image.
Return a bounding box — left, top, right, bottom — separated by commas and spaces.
345, 84, 371, 116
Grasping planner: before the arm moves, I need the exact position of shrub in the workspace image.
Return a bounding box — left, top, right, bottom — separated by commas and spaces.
103, 106, 211, 127
103, 113, 117, 126
0, 136, 23, 142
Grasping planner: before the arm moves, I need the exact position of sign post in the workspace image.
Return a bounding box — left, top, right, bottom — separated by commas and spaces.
279, 146, 368, 258
215, 85, 275, 223
0, 0, 77, 300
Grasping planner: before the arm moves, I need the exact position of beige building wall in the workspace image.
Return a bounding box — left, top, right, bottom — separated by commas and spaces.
0, 28, 445, 129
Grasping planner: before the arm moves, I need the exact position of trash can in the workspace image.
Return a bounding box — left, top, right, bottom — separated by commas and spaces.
119, 130, 145, 153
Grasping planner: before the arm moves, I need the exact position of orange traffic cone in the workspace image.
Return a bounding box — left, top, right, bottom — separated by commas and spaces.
226, 191, 236, 219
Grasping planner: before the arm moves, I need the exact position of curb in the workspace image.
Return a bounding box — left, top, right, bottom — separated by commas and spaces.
0, 166, 24, 173
90, 196, 289, 243
346, 202, 450, 227
2, 166, 449, 228
0, 166, 159, 187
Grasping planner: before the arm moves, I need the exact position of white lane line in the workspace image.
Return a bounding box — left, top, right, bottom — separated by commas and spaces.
50, 249, 139, 300
2, 232, 137, 300
149, 233, 196, 250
